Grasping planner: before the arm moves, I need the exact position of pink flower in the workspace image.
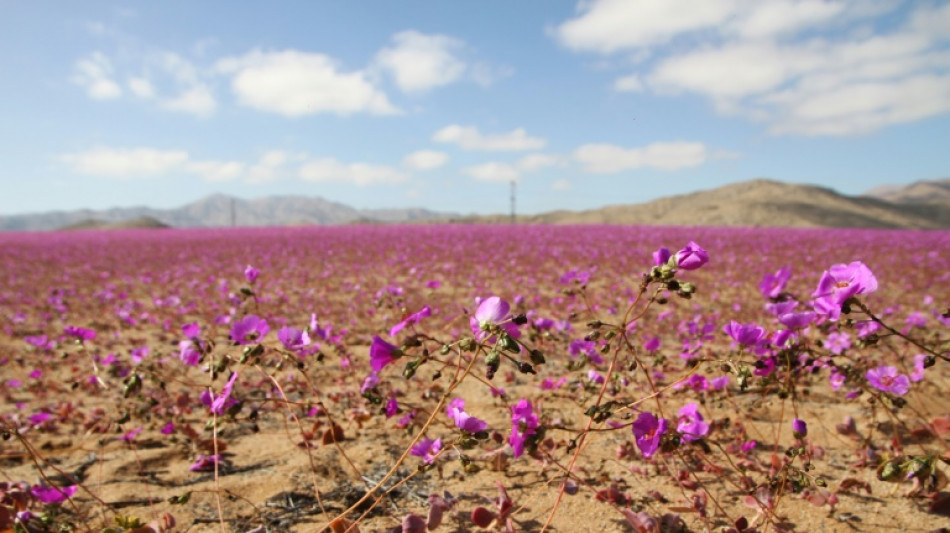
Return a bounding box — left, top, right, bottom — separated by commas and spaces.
244, 265, 259, 283
676, 403, 709, 443
278, 326, 311, 352
723, 320, 766, 347
390, 306, 432, 337
675, 242, 709, 271
202, 372, 239, 415
446, 398, 487, 433
652, 247, 671, 266
31, 485, 77, 505
411, 437, 442, 464
385, 398, 399, 418
866, 365, 910, 396
813, 261, 878, 320
632, 412, 667, 458
760, 267, 791, 299
470, 296, 520, 343
369, 336, 401, 372
509, 399, 539, 458
118, 426, 143, 443
63, 325, 96, 342
230, 315, 269, 345
189, 454, 222, 472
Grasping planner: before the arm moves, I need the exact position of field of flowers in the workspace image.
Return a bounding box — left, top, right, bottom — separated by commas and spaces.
1, 225, 948, 533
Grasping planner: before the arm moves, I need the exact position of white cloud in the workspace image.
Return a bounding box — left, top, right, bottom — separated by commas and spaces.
299, 158, 408, 186
573, 142, 708, 173
433, 125, 546, 151
128, 77, 155, 99
247, 150, 306, 183
560, 1, 950, 136
552, 179, 573, 191
158, 51, 200, 85
217, 49, 400, 117
185, 160, 244, 181
517, 153, 562, 171
554, 0, 739, 53
462, 162, 521, 182
61, 147, 188, 178
403, 150, 448, 170
375, 31, 466, 92
613, 74, 644, 93
163, 84, 216, 117
469, 61, 515, 87
72, 52, 122, 100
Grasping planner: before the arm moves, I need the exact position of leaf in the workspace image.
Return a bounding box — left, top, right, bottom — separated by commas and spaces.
472, 507, 496, 528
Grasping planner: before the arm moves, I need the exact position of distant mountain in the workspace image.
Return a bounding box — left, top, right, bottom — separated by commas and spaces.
3, 179, 948, 231
59, 216, 171, 230
457, 179, 950, 229
0, 194, 455, 231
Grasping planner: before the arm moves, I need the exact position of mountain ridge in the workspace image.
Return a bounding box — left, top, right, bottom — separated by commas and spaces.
1, 178, 947, 231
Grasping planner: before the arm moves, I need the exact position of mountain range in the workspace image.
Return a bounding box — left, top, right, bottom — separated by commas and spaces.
1, 178, 947, 231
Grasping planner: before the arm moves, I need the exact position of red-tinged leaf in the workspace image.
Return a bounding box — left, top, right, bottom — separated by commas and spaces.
322, 423, 344, 445
802, 489, 827, 507
621, 509, 658, 533
931, 417, 950, 437
735, 516, 749, 531
329, 517, 360, 533
472, 506, 495, 528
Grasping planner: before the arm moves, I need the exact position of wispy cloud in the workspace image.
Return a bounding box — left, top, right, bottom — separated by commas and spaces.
433, 125, 546, 151
299, 158, 408, 185
61, 147, 188, 177
573, 142, 709, 173
375, 31, 467, 93
403, 150, 449, 171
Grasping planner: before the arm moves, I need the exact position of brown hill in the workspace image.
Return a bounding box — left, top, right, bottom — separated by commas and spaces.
457, 179, 948, 229
58, 217, 170, 231
864, 178, 950, 205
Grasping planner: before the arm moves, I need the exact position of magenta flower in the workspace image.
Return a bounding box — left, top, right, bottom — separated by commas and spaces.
676, 403, 709, 443
723, 320, 766, 347
189, 454, 223, 472
643, 335, 661, 352
509, 398, 539, 458
182, 322, 201, 338
652, 247, 671, 266
447, 399, 488, 433
411, 437, 442, 464
179, 340, 203, 366
244, 265, 259, 283
361, 372, 379, 394
866, 365, 910, 396
31, 485, 77, 505
385, 397, 399, 418
369, 335, 401, 372
812, 261, 878, 319
791, 418, 808, 438
675, 241, 709, 271
759, 266, 791, 299
470, 296, 520, 343
911, 354, 927, 382
825, 331, 851, 355
277, 326, 311, 352
632, 412, 667, 458
63, 325, 96, 342
778, 311, 815, 330
202, 372, 239, 415
390, 306, 432, 337
587, 369, 605, 384
230, 315, 269, 344
161, 422, 176, 435
118, 426, 143, 443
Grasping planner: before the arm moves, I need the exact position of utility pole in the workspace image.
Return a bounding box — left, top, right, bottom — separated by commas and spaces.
230, 198, 236, 227
510, 180, 516, 224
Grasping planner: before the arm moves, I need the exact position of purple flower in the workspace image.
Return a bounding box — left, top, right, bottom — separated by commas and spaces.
760, 267, 792, 299
390, 306, 432, 337
675, 241, 709, 271
361, 372, 379, 394
911, 354, 927, 382
791, 418, 807, 438
369, 335, 401, 372
182, 322, 201, 338
741, 440, 757, 453
723, 320, 766, 347
161, 422, 176, 435
652, 247, 671, 266
179, 340, 203, 366
63, 325, 96, 342
411, 437, 442, 464
825, 331, 851, 355
509, 398, 539, 458
643, 336, 661, 352
244, 265, 259, 283
31, 485, 77, 505
385, 397, 399, 418
632, 412, 668, 458
587, 369, 605, 384
230, 315, 269, 344
130, 346, 149, 364
866, 365, 910, 396
829, 368, 846, 390
676, 403, 709, 443
812, 261, 878, 319
118, 426, 143, 443
278, 326, 311, 352
778, 311, 815, 330
470, 296, 520, 343
202, 372, 239, 415
189, 454, 222, 472
447, 399, 488, 433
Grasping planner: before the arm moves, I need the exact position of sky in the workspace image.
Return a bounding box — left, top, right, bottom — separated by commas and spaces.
2, 1, 949, 217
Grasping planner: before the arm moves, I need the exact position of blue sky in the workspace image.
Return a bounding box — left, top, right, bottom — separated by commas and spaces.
2, 1, 949, 216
